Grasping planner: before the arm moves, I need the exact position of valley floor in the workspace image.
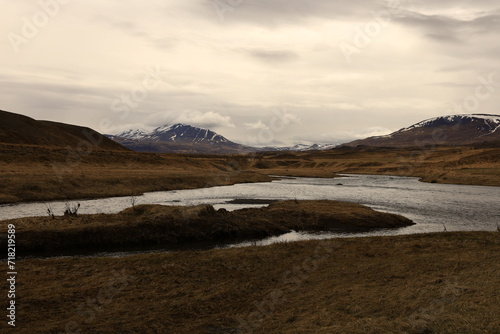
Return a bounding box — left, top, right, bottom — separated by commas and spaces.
1, 144, 499, 333
0, 143, 499, 205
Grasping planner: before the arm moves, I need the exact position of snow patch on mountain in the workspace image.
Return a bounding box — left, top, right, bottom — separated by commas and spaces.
116, 129, 149, 140
265, 143, 337, 151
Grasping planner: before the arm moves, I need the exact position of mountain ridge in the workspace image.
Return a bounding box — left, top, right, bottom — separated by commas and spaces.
344, 114, 500, 147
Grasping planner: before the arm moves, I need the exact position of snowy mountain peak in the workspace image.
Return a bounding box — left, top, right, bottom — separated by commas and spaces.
153, 125, 175, 133
113, 123, 233, 145
116, 128, 149, 140
154, 123, 188, 133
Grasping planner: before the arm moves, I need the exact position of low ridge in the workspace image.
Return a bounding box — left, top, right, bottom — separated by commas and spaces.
0, 109, 128, 151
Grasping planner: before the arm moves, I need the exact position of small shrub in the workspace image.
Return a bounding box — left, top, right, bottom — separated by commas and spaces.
45, 204, 55, 219
64, 202, 80, 216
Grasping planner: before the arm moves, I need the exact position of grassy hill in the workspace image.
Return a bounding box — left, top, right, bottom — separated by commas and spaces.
0, 109, 127, 151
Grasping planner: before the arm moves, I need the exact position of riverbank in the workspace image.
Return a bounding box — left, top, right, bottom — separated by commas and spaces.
13, 231, 500, 333
0, 201, 413, 257
1, 143, 498, 205
252, 145, 500, 187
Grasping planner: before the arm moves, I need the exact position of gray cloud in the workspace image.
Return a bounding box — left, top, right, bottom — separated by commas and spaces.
394, 9, 500, 43
244, 49, 299, 63
206, 0, 386, 26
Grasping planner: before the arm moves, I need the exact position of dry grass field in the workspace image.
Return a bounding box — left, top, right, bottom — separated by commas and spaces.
0, 143, 271, 204
8, 232, 499, 334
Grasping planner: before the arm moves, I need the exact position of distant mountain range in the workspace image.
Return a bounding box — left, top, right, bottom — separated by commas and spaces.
345, 114, 500, 147
108, 114, 500, 154
0, 110, 127, 151
2, 109, 498, 154
263, 143, 337, 152
106, 124, 333, 154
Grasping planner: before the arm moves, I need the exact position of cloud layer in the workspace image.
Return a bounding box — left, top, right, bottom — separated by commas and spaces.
0, 0, 499, 146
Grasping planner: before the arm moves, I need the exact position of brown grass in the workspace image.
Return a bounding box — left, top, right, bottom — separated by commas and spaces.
9, 232, 500, 333
250, 146, 500, 187
0, 143, 498, 205
0, 143, 271, 204
1, 201, 413, 257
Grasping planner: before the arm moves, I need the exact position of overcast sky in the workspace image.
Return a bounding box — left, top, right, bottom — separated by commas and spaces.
1, 0, 500, 146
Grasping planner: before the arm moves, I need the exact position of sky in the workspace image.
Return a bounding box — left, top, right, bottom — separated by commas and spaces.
1, 0, 500, 146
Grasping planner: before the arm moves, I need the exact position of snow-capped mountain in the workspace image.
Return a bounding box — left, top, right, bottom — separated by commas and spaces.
107, 124, 253, 154
395, 114, 500, 135
152, 124, 230, 144
116, 124, 231, 144
108, 123, 337, 154
344, 114, 500, 147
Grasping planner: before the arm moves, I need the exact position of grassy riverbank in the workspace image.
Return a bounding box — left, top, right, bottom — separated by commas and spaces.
251, 145, 500, 187
0, 143, 498, 205
11, 231, 500, 333
0, 143, 272, 205
1, 201, 413, 257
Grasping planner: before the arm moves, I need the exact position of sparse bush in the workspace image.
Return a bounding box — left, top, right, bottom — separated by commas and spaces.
64, 202, 80, 216
45, 203, 55, 219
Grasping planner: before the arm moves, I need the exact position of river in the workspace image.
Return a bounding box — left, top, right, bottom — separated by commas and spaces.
1, 174, 498, 245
